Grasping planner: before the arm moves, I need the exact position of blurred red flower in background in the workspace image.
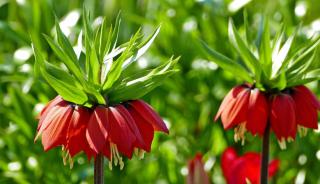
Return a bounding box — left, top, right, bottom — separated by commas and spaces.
221, 147, 279, 184
187, 153, 210, 184
35, 96, 168, 169
215, 84, 320, 148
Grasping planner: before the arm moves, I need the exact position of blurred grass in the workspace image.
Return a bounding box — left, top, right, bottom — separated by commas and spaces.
1, 0, 320, 183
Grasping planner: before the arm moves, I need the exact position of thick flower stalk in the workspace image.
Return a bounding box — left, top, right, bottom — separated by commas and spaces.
186, 153, 210, 184
32, 9, 178, 173
202, 17, 320, 183
221, 147, 279, 184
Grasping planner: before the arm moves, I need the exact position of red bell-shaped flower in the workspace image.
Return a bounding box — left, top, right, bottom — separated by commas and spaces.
215, 84, 268, 143
292, 85, 320, 130
35, 96, 168, 169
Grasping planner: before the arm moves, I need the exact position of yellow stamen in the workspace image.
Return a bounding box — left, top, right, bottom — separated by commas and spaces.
287, 137, 294, 143
245, 178, 252, 184
109, 142, 124, 170
278, 138, 286, 149
69, 156, 74, 169
298, 126, 308, 137
134, 148, 139, 156
234, 123, 246, 145
138, 150, 145, 160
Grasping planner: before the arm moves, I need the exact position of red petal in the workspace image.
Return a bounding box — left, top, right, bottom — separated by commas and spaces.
102, 143, 111, 160
66, 107, 95, 160
294, 85, 320, 109
221, 147, 238, 181
41, 105, 73, 151
221, 87, 250, 129
116, 105, 146, 150
214, 85, 246, 121
246, 89, 268, 136
107, 107, 136, 158
268, 159, 280, 177
36, 96, 63, 121
129, 100, 168, 133
128, 108, 154, 152
293, 87, 319, 129
270, 94, 297, 140
86, 106, 109, 154
36, 98, 68, 137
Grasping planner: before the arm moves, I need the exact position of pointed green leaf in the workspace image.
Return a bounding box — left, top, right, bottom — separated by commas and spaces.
108, 57, 179, 103
259, 18, 272, 77
32, 43, 89, 105
286, 36, 320, 73
43, 34, 84, 80
55, 20, 78, 63
122, 26, 161, 68
200, 40, 253, 82
228, 19, 261, 80
102, 31, 141, 91
271, 31, 296, 78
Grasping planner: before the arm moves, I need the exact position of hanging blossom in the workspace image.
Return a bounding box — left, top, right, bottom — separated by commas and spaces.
203, 18, 320, 148
215, 84, 320, 148
35, 96, 168, 169
221, 147, 279, 184
186, 153, 210, 184
33, 10, 178, 169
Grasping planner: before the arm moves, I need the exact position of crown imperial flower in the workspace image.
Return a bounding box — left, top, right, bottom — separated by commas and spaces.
33, 10, 178, 169
203, 18, 320, 148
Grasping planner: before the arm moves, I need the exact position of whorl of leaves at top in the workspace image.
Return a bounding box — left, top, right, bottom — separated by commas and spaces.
32, 9, 179, 107
201, 16, 320, 91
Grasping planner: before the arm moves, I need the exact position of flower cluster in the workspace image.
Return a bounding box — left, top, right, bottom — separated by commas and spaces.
215, 84, 320, 148
221, 147, 279, 184
35, 96, 168, 169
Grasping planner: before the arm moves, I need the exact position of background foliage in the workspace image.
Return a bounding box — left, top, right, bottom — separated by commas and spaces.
1, 0, 320, 183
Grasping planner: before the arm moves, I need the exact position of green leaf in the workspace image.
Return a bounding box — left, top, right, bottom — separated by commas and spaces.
102, 30, 141, 91
109, 57, 179, 103
228, 19, 261, 80
55, 20, 78, 63
259, 18, 272, 77
89, 45, 101, 84
271, 30, 296, 78
32, 43, 89, 105
122, 26, 161, 68
286, 36, 320, 73
270, 72, 286, 90
200, 40, 253, 82
287, 50, 316, 80
287, 77, 319, 87
109, 71, 177, 104
43, 34, 84, 81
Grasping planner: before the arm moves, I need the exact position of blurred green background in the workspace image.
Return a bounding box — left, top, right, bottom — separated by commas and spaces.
1, 0, 320, 183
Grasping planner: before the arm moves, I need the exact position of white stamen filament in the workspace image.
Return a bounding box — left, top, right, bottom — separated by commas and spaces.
109, 142, 124, 170
61, 146, 74, 169
234, 123, 247, 145
298, 126, 308, 137
278, 137, 287, 149
138, 150, 145, 160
